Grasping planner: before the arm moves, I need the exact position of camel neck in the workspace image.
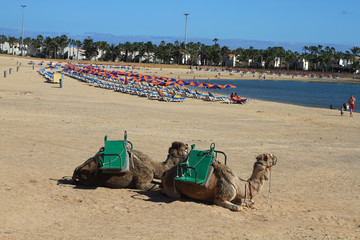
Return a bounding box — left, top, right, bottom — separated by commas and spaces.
247, 168, 268, 197
153, 155, 181, 179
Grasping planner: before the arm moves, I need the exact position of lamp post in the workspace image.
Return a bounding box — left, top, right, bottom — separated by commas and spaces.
184, 13, 189, 64
21, 5, 27, 56
184, 13, 189, 49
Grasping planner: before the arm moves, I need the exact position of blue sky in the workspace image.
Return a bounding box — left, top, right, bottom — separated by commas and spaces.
1, 0, 359, 52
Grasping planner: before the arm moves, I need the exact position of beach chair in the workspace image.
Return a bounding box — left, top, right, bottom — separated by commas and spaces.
195, 90, 207, 99
175, 143, 227, 187
98, 131, 133, 173
206, 92, 230, 103
184, 89, 197, 98
158, 90, 186, 102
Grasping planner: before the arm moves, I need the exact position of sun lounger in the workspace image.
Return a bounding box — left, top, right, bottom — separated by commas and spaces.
195, 90, 207, 99
157, 90, 186, 102
184, 89, 197, 98
206, 92, 231, 103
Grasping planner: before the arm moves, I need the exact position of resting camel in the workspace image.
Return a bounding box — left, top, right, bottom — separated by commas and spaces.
72, 141, 189, 190
161, 153, 277, 211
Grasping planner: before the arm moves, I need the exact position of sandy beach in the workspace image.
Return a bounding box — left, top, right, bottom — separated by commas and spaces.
1, 55, 359, 239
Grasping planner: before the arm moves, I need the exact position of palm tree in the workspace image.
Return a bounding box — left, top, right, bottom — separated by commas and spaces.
123, 41, 133, 62
104, 43, 119, 62
57, 35, 69, 59
75, 40, 82, 60
245, 46, 256, 68
96, 41, 109, 60
82, 37, 98, 60
220, 46, 230, 66
155, 41, 166, 64
187, 41, 200, 65
0, 35, 7, 53
209, 39, 220, 66
283, 50, 296, 70
213, 38, 219, 45
22, 37, 32, 56
348, 46, 360, 72
199, 43, 211, 66
144, 41, 154, 63
234, 47, 246, 67
172, 40, 183, 65
44, 37, 55, 58
31, 35, 44, 57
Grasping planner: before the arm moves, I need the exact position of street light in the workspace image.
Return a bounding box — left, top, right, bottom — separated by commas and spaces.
21, 5, 27, 56
184, 13, 189, 64
184, 13, 189, 49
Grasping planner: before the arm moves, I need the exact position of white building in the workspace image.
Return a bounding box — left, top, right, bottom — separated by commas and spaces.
0, 42, 27, 55
222, 54, 236, 67
63, 46, 86, 60
339, 58, 353, 67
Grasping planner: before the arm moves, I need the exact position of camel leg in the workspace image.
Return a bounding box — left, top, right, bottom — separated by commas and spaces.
161, 169, 182, 199
231, 198, 243, 205
214, 198, 240, 211
136, 182, 160, 191
214, 178, 239, 211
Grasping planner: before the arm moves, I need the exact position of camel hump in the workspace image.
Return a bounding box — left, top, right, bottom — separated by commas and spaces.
213, 163, 236, 183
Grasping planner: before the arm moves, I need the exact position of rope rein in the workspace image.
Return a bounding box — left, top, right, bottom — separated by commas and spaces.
262, 168, 272, 211
239, 167, 273, 211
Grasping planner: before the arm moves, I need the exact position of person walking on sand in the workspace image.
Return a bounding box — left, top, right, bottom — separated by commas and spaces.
348, 95, 356, 117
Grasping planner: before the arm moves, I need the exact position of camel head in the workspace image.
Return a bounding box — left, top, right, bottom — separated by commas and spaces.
253, 153, 277, 180
164, 141, 190, 166
72, 153, 101, 185
255, 153, 277, 168
168, 141, 190, 159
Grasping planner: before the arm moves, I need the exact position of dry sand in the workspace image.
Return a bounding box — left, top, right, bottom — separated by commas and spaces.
0, 55, 359, 239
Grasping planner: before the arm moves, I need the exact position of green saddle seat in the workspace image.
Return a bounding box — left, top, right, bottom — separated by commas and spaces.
176, 143, 227, 187
99, 133, 132, 173
176, 149, 214, 185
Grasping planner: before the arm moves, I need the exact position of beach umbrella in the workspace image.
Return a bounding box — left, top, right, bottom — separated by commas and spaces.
189, 81, 196, 86
196, 83, 205, 87
223, 84, 236, 88
166, 82, 181, 86
156, 81, 166, 86
209, 84, 223, 89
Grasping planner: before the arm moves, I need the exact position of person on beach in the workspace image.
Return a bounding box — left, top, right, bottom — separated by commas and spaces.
348, 95, 356, 117
230, 92, 247, 104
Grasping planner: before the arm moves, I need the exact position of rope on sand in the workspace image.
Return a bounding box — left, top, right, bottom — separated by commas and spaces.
262, 169, 272, 211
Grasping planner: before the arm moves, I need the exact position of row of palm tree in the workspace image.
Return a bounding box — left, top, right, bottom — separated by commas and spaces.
0, 34, 359, 73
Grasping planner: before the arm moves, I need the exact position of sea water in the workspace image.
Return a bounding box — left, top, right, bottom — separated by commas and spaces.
191, 79, 360, 111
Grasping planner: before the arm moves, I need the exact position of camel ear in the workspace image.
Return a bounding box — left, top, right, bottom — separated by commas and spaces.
256, 154, 263, 161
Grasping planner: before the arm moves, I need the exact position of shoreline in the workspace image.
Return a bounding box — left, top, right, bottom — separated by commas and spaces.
2, 55, 355, 111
